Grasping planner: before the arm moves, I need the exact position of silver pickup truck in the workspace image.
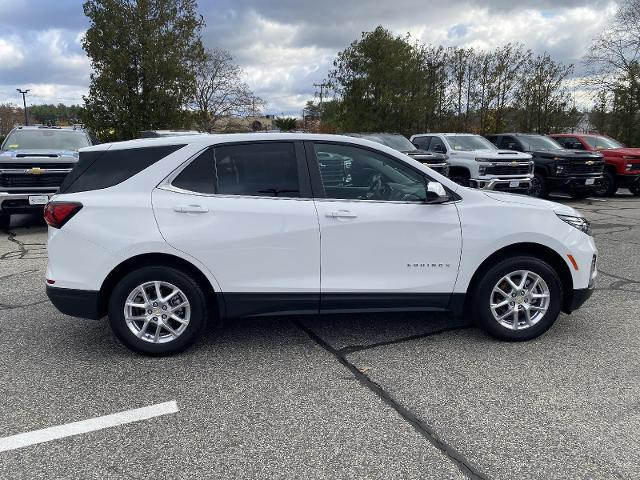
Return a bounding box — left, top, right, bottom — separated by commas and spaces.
0, 125, 93, 228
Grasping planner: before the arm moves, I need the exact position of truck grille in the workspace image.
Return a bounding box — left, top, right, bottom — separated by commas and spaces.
320, 161, 347, 187
485, 164, 530, 175
563, 162, 604, 175
0, 173, 68, 188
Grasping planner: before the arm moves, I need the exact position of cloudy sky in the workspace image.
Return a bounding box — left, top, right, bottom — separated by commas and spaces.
0, 0, 617, 115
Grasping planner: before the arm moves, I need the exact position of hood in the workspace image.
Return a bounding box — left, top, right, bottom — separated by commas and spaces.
0, 149, 79, 159
0, 149, 79, 163
598, 147, 640, 158
483, 191, 580, 216
455, 149, 530, 161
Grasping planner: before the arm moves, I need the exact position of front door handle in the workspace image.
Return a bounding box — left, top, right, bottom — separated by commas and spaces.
326, 210, 357, 219
174, 204, 209, 214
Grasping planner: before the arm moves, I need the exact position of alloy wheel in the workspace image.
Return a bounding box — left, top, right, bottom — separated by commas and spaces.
123, 281, 191, 344
489, 270, 550, 330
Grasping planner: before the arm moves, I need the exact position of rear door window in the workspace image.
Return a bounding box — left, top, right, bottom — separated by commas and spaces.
172, 142, 304, 197
60, 144, 185, 193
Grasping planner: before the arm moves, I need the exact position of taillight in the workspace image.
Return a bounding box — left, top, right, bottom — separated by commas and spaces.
44, 202, 83, 229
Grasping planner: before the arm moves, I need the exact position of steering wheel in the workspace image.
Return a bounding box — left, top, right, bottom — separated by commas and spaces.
365, 174, 392, 200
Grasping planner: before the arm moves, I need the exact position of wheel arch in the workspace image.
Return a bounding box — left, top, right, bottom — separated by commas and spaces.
98, 253, 223, 320
448, 166, 471, 178
464, 242, 575, 315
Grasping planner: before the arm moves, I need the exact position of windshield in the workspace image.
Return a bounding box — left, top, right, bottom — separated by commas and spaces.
519, 135, 562, 150
583, 136, 624, 149
371, 134, 415, 151
2, 129, 90, 151
447, 135, 496, 151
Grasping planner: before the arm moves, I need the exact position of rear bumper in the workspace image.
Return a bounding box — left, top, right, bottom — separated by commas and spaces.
46, 285, 102, 320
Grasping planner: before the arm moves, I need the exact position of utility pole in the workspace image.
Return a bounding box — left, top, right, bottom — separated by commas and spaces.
16, 89, 30, 125
313, 82, 330, 108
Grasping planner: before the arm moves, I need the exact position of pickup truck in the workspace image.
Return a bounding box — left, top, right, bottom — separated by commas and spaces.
0, 125, 93, 228
486, 133, 605, 199
550, 133, 640, 197
346, 133, 449, 176
410, 133, 533, 193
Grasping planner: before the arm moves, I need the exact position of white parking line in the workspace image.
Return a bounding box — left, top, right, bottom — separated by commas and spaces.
0, 400, 179, 453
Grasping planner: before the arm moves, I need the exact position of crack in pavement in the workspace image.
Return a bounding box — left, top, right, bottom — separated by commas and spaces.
337, 324, 471, 355
0, 230, 47, 260
0, 269, 39, 281
294, 320, 489, 480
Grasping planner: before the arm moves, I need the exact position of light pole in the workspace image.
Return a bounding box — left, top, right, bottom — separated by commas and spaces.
16, 89, 29, 125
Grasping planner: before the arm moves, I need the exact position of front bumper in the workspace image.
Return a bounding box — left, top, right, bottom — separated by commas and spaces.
470, 176, 532, 192
616, 173, 640, 187
548, 175, 603, 191
46, 285, 102, 320
0, 192, 54, 214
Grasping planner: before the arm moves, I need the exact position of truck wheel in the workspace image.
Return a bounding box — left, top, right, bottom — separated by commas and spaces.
593, 170, 617, 197
629, 181, 640, 196
0, 214, 10, 230
451, 172, 470, 187
529, 173, 548, 198
108, 266, 209, 356
472, 256, 563, 341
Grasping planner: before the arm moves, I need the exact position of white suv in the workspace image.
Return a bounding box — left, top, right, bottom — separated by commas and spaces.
45, 133, 596, 355
410, 133, 533, 193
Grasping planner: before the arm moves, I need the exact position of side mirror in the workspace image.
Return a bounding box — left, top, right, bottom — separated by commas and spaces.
425, 181, 449, 204
506, 143, 520, 151
412, 142, 420, 149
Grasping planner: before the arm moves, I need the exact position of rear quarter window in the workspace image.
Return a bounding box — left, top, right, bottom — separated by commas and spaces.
60, 144, 185, 193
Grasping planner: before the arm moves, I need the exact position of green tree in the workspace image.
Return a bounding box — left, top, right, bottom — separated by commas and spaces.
273, 117, 297, 131
82, 0, 205, 141
327, 26, 428, 135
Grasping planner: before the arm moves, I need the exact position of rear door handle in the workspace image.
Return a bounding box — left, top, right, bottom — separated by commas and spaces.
174, 204, 209, 214
326, 210, 357, 219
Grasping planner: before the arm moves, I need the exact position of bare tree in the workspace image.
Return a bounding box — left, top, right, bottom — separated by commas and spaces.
190, 49, 264, 133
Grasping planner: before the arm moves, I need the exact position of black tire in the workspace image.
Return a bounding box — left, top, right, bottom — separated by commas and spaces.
451, 172, 470, 187
593, 169, 617, 197
568, 191, 592, 199
629, 181, 640, 196
529, 172, 548, 198
0, 214, 10, 230
108, 266, 208, 356
471, 256, 563, 341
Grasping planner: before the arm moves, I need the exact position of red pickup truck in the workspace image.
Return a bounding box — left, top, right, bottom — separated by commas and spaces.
550, 134, 640, 196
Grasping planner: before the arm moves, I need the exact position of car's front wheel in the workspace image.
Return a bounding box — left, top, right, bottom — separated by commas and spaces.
472, 256, 562, 341
108, 266, 208, 355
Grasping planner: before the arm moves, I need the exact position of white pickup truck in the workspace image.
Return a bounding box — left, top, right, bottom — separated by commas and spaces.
410, 133, 533, 193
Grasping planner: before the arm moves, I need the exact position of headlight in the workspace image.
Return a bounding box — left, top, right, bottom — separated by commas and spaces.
478, 165, 486, 175
626, 163, 632, 171
556, 165, 565, 174
557, 214, 591, 235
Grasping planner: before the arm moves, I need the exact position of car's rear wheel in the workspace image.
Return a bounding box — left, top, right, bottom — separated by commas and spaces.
108, 266, 208, 355
529, 173, 548, 198
593, 170, 617, 197
472, 256, 562, 341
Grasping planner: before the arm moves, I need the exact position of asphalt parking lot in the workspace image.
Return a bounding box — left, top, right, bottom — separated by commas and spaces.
0, 192, 639, 480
